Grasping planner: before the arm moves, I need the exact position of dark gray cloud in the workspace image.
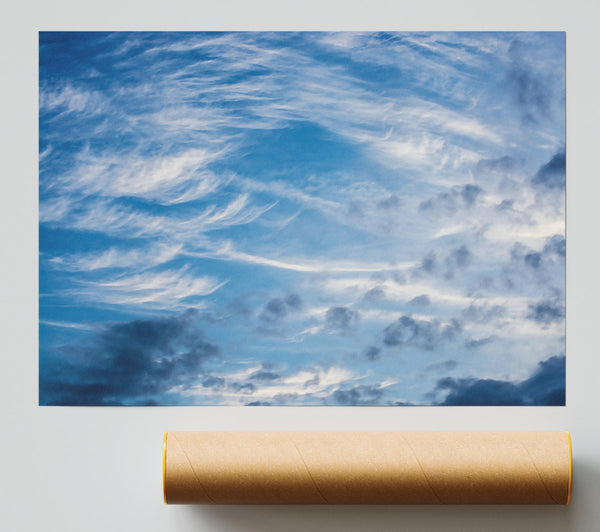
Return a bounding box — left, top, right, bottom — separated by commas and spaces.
260, 293, 303, 323
330, 385, 384, 405
461, 184, 483, 206
272, 392, 302, 404
437, 377, 525, 405
532, 151, 565, 189
391, 271, 406, 284
524, 251, 542, 269
383, 315, 462, 350
510, 234, 565, 274
364, 345, 381, 361
496, 199, 514, 211
425, 360, 458, 373
444, 245, 472, 279
419, 252, 437, 274
419, 191, 455, 213
506, 40, 554, 125
518, 355, 566, 405
435, 355, 565, 406
255, 293, 304, 336
285, 293, 302, 309
417, 246, 473, 280
224, 294, 257, 320
450, 245, 472, 268
377, 194, 401, 209
324, 306, 360, 334
544, 235, 565, 258
416, 246, 473, 281
475, 155, 519, 175
419, 184, 484, 214
347, 202, 365, 218
409, 294, 431, 307
527, 300, 565, 324
370, 271, 388, 283
462, 302, 506, 323
249, 370, 280, 381
464, 337, 494, 349
262, 298, 287, 320
231, 382, 255, 394
202, 376, 225, 389
39, 308, 219, 405
363, 287, 386, 302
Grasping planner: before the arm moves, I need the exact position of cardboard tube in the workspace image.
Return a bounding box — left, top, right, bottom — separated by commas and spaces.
163, 431, 572, 505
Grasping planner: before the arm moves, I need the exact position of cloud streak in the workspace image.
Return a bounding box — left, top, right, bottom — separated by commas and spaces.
68, 267, 226, 310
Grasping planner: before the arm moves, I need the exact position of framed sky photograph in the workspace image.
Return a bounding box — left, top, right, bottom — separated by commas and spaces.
39, 31, 565, 406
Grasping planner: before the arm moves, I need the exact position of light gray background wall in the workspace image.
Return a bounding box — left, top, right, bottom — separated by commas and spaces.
2, 1, 599, 530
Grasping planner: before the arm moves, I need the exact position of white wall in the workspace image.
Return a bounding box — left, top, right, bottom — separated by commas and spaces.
2, 1, 599, 531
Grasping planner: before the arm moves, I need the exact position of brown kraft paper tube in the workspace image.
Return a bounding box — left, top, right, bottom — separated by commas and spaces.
163, 431, 572, 505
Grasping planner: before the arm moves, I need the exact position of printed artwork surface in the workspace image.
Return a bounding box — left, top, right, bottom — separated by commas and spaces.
39, 32, 565, 405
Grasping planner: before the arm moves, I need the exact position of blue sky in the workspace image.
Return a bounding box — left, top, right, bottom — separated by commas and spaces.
39, 32, 565, 405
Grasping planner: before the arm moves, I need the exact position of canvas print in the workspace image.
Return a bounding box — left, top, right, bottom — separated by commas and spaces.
39, 32, 565, 406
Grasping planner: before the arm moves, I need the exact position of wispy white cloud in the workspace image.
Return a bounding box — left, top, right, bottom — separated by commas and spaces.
105, 32, 505, 178
39, 319, 97, 331
58, 148, 228, 205
39, 195, 72, 223
39, 145, 53, 160
39, 84, 106, 115
67, 266, 226, 309
185, 241, 414, 273
40, 194, 275, 239
47, 243, 183, 272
